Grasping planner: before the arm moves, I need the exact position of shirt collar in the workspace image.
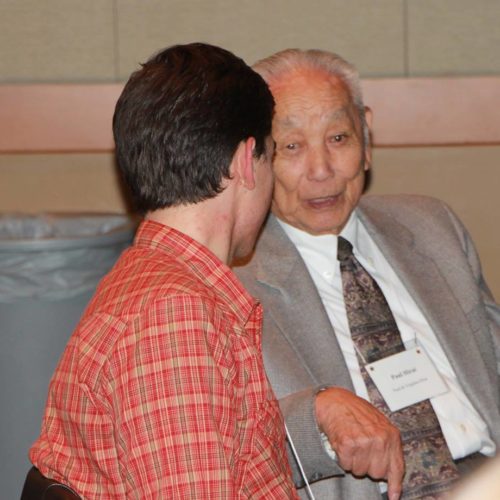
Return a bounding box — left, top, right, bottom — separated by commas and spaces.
135, 220, 258, 325
277, 210, 361, 262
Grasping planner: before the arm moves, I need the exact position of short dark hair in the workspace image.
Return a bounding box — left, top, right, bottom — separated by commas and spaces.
113, 43, 274, 213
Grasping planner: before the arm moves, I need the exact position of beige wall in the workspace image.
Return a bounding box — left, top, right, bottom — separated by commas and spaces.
0, 1, 498, 297
1, 0, 500, 82
0, 153, 129, 213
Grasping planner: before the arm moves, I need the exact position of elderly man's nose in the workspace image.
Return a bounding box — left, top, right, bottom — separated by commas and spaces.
307, 147, 334, 181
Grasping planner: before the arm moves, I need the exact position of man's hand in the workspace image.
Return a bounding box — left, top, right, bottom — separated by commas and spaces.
316, 387, 404, 500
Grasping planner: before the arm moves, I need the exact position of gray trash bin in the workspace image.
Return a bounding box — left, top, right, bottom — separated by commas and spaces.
0, 213, 136, 497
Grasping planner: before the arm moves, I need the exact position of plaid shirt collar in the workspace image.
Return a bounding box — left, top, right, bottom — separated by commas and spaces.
134, 220, 259, 325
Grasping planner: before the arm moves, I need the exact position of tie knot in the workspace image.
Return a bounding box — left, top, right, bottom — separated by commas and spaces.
337, 236, 353, 261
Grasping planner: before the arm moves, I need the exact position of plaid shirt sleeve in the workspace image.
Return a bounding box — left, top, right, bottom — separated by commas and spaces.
50, 293, 296, 498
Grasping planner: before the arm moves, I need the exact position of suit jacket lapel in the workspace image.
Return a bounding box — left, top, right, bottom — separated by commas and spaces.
358, 199, 499, 424
254, 215, 355, 390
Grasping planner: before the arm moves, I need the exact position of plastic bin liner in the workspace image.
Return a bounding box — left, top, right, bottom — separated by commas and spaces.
0, 213, 136, 301
0, 213, 136, 498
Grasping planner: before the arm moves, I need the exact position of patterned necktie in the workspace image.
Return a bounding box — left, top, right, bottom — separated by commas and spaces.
337, 236, 460, 499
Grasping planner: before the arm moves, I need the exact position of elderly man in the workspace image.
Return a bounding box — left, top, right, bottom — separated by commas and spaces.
235, 48, 500, 499
27, 43, 297, 499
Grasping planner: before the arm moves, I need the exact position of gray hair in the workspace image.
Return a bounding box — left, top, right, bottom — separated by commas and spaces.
253, 49, 370, 147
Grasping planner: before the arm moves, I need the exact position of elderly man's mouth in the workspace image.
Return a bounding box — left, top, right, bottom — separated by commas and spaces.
306, 196, 341, 209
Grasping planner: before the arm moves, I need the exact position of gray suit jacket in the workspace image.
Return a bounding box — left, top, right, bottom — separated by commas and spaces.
235, 194, 500, 499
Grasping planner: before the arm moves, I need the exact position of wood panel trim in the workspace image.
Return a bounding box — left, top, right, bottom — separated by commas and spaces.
0, 84, 122, 153
1, 77, 499, 153
362, 77, 500, 147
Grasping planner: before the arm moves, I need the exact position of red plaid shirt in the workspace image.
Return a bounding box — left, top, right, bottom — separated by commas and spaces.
30, 220, 297, 499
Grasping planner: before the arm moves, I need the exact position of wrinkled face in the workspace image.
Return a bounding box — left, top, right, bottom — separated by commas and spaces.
270, 69, 371, 235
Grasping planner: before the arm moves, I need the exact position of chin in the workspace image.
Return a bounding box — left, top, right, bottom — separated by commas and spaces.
303, 217, 344, 236
314, 207, 352, 234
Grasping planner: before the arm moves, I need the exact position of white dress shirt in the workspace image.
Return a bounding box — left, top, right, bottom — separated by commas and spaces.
279, 211, 495, 461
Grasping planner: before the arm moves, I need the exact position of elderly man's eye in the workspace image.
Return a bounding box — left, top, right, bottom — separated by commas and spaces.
332, 134, 346, 142
285, 143, 298, 150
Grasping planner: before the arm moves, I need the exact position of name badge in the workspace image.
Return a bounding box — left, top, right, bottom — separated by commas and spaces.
365, 347, 448, 412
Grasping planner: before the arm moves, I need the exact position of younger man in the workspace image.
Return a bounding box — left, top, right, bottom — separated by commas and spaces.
29, 43, 296, 499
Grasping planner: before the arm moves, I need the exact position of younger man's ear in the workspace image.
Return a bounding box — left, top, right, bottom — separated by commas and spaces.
363, 106, 373, 171
233, 137, 256, 190
364, 106, 373, 132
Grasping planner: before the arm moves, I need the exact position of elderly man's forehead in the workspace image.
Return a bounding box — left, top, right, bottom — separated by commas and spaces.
272, 68, 351, 100
271, 75, 354, 124
275, 107, 351, 128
